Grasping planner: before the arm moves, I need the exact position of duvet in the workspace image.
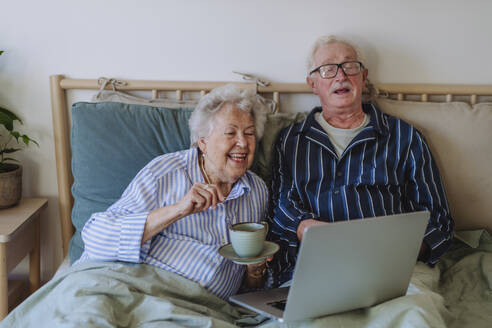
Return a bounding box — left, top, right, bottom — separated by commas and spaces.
1, 230, 490, 328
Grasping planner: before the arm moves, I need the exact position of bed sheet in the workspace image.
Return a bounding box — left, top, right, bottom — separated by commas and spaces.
0, 231, 490, 328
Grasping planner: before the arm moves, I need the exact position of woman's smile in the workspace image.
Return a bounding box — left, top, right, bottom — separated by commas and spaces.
198, 103, 256, 193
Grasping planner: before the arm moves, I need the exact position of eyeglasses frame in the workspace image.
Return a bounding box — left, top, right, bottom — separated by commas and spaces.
309, 61, 364, 79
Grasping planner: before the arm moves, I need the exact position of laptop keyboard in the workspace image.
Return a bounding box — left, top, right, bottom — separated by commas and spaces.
267, 299, 287, 311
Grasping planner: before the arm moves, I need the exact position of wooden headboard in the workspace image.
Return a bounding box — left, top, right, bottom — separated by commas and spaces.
50, 74, 492, 257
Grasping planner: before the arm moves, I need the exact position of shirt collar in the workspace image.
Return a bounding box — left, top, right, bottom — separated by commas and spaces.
228, 173, 252, 200
187, 147, 205, 185
363, 102, 389, 136
300, 102, 389, 136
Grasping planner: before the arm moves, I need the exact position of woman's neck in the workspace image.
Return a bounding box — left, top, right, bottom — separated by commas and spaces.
199, 152, 233, 197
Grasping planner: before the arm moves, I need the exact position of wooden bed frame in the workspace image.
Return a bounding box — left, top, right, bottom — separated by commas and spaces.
49, 74, 492, 258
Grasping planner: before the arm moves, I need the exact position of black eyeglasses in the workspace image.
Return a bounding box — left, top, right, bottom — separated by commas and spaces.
310, 61, 364, 79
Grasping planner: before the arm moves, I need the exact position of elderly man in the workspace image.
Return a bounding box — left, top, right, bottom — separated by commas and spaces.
267, 35, 454, 286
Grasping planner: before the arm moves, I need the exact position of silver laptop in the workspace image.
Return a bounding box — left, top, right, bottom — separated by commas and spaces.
229, 211, 429, 322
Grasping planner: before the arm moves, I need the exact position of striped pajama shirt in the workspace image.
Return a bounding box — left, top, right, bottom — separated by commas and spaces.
268, 103, 454, 286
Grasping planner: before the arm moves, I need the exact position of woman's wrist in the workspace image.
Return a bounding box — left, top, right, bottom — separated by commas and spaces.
243, 262, 267, 289
247, 262, 267, 279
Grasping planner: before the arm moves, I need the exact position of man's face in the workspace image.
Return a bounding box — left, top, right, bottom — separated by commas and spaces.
307, 42, 368, 112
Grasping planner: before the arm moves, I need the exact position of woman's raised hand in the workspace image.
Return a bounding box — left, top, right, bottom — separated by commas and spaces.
177, 183, 226, 216
143, 183, 225, 244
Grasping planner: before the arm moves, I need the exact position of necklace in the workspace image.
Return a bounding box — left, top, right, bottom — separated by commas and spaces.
200, 153, 212, 184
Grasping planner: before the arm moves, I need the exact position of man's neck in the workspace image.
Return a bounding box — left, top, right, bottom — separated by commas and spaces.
321, 105, 365, 129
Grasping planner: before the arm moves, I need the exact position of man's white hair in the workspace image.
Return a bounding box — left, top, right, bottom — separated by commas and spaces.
188, 84, 268, 147
306, 35, 366, 74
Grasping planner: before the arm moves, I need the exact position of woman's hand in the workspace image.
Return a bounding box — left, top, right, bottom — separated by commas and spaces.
142, 183, 225, 244
176, 183, 226, 217
243, 256, 273, 289
246, 260, 268, 277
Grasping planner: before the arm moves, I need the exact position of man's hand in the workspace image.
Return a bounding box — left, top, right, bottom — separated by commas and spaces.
297, 219, 327, 241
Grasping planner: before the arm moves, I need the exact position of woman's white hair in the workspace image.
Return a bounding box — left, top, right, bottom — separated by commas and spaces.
306, 35, 366, 74
188, 84, 268, 147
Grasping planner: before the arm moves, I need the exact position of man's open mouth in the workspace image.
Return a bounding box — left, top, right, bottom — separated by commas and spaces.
334, 87, 351, 95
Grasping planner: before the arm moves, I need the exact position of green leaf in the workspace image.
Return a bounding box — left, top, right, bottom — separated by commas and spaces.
0, 50, 3, 56
0, 111, 14, 131
0, 106, 22, 124
10, 131, 21, 141
0, 148, 21, 154
19, 134, 38, 146
0, 101, 38, 153
2, 157, 19, 163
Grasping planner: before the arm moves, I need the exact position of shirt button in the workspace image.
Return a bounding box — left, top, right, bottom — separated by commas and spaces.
334, 190, 340, 195
337, 172, 342, 177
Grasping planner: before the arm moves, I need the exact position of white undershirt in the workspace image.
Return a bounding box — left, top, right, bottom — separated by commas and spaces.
315, 112, 370, 158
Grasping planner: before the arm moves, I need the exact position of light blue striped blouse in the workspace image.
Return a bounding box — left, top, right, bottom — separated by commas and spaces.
78, 148, 269, 299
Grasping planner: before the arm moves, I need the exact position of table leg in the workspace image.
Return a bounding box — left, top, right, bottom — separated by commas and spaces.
0, 243, 8, 319
29, 218, 40, 294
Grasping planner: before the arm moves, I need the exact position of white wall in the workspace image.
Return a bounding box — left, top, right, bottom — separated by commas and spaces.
1, 0, 491, 280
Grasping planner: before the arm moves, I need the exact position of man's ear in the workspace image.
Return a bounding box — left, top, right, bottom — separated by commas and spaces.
306, 75, 318, 95
362, 68, 368, 82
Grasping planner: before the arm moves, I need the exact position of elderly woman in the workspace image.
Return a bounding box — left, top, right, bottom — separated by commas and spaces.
78, 84, 269, 300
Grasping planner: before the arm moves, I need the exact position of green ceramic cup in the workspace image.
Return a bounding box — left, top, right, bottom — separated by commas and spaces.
229, 221, 269, 258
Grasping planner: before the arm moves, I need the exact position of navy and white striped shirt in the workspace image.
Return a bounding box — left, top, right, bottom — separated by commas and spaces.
268, 103, 454, 285
78, 148, 269, 299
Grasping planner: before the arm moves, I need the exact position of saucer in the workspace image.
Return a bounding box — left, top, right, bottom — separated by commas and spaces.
218, 241, 279, 265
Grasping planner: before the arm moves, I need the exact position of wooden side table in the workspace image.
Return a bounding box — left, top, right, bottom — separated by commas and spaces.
0, 197, 48, 319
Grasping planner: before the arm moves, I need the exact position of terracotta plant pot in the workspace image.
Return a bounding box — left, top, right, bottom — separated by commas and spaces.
0, 164, 22, 209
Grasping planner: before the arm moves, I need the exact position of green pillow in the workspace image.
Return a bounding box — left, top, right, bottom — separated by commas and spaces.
70, 102, 193, 263
69, 102, 307, 263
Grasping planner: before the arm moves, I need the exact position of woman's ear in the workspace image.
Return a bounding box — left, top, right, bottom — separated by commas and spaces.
197, 137, 207, 154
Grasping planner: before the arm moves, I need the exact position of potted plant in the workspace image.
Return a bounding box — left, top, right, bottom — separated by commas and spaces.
0, 50, 39, 208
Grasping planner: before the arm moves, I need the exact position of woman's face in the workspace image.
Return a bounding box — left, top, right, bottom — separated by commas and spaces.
198, 103, 256, 185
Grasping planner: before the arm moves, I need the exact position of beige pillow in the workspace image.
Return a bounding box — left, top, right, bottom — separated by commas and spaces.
92, 90, 199, 108
376, 98, 492, 233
